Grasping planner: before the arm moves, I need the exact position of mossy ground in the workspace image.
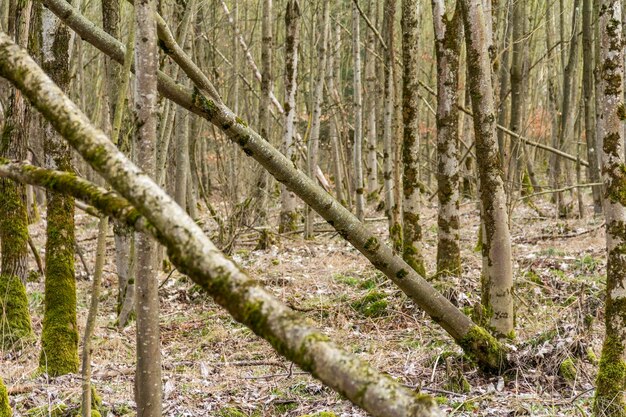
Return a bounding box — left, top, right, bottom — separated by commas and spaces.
0, 195, 611, 416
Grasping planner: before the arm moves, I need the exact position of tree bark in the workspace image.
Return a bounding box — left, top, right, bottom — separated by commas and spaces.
304, 0, 329, 238
401, 0, 426, 275
594, 0, 626, 414
582, 0, 603, 214
0, 0, 32, 348
432, 0, 462, 278
353, 1, 365, 221
382, 0, 396, 231
279, 0, 300, 233
40, 2, 79, 376
133, 0, 162, 413
460, 0, 514, 337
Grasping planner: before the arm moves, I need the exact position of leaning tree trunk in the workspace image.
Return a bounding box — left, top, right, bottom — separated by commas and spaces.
353, 1, 365, 221
460, 0, 514, 337
432, 0, 462, 278
0, 35, 445, 417
0, 0, 32, 348
401, 0, 426, 276
39, 4, 79, 376
133, 0, 162, 414
278, 0, 300, 233
32, 0, 510, 372
594, 1, 626, 414
582, 0, 603, 215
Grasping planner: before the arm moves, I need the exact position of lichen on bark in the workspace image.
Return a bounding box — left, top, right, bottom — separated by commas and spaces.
0, 377, 10, 417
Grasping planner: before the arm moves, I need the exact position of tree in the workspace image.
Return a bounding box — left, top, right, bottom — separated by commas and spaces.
39, 3, 79, 376
0, 0, 32, 348
133, 0, 162, 413
594, 0, 626, 414
353, 0, 365, 221
279, 0, 301, 233
460, 0, 514, 337
401, 0, 426, 276
0, 377, 10, 417
431, 0, 462, 277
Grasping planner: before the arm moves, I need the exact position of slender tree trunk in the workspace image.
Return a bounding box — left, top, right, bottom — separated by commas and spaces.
304, 0, 329, 238
39, 3, 79, 376
432, 0, 462, 278
401, 0, 425, 275
353, 2, 365, 221
496, 0, 511, 163
133, 0, 162, 413
594, 1, 626, 414
582, 0, 603, 214
382, 0, 396, 232
0, 0, 32, 348
254, 0, 273, 226
327, 20, 345, 206
279, 0, 300, 233
460, 0, 515, 337
555, 0, 581, 216
365, 0, 379, 201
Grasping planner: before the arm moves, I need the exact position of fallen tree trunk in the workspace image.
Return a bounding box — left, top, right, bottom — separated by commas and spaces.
0, 34, 443, 417
30, 0, 508, 372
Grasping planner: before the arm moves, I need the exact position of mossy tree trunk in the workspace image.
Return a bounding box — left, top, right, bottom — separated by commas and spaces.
431, 0, 462, 278
460, 0, 515, 337
400, 0, 426, 276
594, 0, 626, 414
0, 0, 33, 349
0, 37, 445, 416
18, 1, 509, 372
278, 0, 300, 233
0, 377, 10, 417
39, 5, 79, 376
133, 0, 162, 413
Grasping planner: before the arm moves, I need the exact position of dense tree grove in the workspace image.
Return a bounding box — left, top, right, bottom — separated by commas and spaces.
1, 0, 626, 415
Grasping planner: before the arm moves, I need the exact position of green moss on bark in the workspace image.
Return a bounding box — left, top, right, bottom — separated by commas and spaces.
459, 325, 508, 373
0, 273, 32, 348
595, 334, 626, 416
39, 192, 79, 376
0, 377, 11, 417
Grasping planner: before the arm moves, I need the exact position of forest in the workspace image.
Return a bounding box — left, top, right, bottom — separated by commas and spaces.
0, 0, 625, 415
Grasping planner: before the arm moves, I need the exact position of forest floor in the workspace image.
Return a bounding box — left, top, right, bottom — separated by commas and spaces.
2, 193, 608, 416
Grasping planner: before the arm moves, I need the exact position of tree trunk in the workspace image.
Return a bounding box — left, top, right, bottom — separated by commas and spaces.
353, 1, 365, 221
432, 0, 462, 278
133, 0, 162, 413
594, 1, 626, 414
0, 377, 10, 417
365, 0, 379, 200
304, 0, 329, 238
401, 0, 426, 275
382, 0, 395, 231
0, 0, 32, 348
460, 0, 514, 337
582, 0, 603, 215
40, 3, 79, 376
279, 0, 300, 233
